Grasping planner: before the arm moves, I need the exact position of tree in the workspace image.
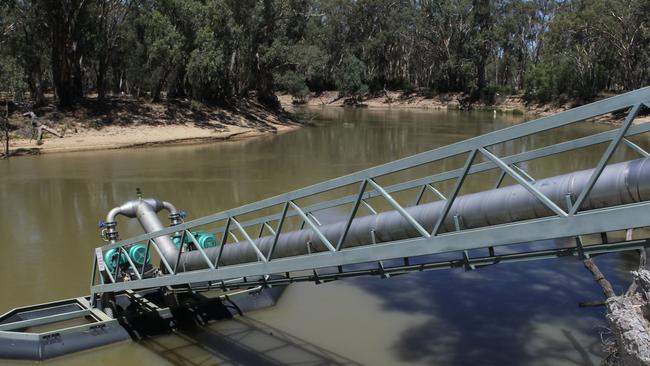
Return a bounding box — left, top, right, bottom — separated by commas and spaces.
4, 0, 49, 106
0, 55, 27, 157
335, 54, 368, 99
37, 0, 90, 108
130, 9, 184, 101
90, 0, 133, 101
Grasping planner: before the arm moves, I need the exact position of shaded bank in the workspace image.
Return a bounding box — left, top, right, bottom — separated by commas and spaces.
279, 91, 650, 125
1, 96, 301, 157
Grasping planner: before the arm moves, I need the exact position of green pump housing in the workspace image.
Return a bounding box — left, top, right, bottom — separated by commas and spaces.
103, 232, 215, 272
104, 243, 151, 272
172, 231, 217, 249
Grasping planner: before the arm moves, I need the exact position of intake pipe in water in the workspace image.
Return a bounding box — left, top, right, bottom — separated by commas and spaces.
105, 158, 650, 273
102, 198, 181, 267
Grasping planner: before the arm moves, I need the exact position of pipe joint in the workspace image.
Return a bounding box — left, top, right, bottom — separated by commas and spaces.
169, 213, 182, 226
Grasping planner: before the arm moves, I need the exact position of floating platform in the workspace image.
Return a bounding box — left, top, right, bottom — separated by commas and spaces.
0, 297, 128, 360
0, 285, 285, 361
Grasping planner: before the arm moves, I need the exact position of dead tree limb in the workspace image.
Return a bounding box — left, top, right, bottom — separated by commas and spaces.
583, 228, 650, 365
606, 270, 650, 365
23, 112, 63, 143
584, 257, 616, 298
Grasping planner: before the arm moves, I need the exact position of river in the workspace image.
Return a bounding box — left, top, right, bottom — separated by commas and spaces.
0, 106, 645, 365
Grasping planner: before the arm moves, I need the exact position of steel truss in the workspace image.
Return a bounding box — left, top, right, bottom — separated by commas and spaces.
91, 87, 650, 301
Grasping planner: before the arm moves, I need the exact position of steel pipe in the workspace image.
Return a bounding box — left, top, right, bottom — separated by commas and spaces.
105, 198, 179, 264
109, 158, 650, 272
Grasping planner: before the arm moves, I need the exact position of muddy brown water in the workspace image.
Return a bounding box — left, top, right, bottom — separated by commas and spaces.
0, 106, 647, 365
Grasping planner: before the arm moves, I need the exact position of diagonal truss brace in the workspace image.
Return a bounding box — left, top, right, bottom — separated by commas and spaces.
479, 147, 567, 217
570, 103, 642, 215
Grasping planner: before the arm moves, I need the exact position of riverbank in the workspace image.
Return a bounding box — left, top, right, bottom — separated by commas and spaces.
278, 90, 650, 125
2, 96, 300, 157
278, 90, 556, 114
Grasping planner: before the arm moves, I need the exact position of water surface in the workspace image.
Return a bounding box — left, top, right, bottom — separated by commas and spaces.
0, 106, 645, 365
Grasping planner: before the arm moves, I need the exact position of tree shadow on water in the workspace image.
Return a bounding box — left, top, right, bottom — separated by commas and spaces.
344, 249, 632, 365
141, 316, 365, 366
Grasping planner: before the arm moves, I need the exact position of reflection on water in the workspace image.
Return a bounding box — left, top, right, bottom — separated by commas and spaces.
0, 106, 647, 365
142, 317, 363, 366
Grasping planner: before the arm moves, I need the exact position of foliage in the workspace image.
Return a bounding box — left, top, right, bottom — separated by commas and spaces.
335, 54, 368, 98
0, 0, 649, 107
0, 56, 27, 101
275, 71, 309, 102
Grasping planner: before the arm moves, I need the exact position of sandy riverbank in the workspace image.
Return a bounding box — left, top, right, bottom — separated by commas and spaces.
278, 90, 553, 114
7, 123, 299, 155
278, 90, 650, 125
4, 90, 647, 158
3, 97, 301, 157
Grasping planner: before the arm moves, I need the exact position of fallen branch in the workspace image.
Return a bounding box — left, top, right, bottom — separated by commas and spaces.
605, 270, 650, 365
584, 257, 616, 298
23, 112, 63, 143
582, 229, 650, 365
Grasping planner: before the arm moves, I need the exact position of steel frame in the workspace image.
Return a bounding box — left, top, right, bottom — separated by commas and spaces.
91, 87, 650, 298
0, 297, 121, 343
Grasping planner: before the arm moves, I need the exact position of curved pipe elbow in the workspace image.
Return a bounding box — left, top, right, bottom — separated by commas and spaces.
106, 207, 123, 224
162, 201, 178, 215
106, 201, 138, 223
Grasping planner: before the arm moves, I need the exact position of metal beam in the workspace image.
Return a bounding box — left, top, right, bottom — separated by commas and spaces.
92, 197, 650, 294
570, 103, 642, 214
97, 89, 650, 251
479, 147, 567, 217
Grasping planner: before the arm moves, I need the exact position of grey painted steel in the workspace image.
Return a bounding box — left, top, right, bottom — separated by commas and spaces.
105, 198, 179, 265
0, 298, 129, 361
92, 87, 650, 295
101, 158, 650, 275
173, 157, 650, 270
98, 87, 650, 252
179, 239, 650, 291
93, 199, 650, 294
569, 103, 641, 214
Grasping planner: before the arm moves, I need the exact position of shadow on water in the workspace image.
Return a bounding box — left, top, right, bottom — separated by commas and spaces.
141, 316, 364, 366
341, 241, 641, 365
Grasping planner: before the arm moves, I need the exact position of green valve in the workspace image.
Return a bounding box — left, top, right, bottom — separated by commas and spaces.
128, 244, 151, 267
197, 232, 217, 248
172, 232, 194, 248
173, 231, 218, 249
103, 248, 128, 273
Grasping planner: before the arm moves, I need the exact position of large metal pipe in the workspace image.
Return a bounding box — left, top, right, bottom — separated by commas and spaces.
108, 158, 650, 272
104, 198, 179, 264
177, 158, 650, 270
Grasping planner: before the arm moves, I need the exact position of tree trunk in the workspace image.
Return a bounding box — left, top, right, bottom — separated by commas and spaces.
605, 270, 650, 365
25, 58, 46, 107
3, 101, 8, 158
583, 243, 650, 365
97, 57, 107, 101
42, 0, 87, 108
151, 77, 164, 102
